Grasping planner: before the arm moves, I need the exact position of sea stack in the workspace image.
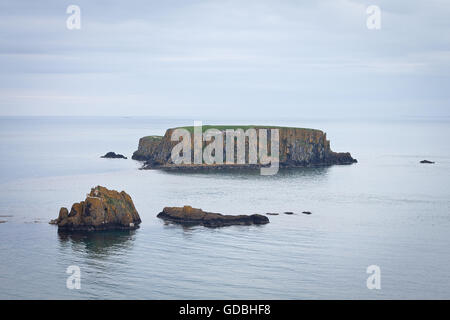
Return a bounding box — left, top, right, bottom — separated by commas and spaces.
50, 186, 141, 231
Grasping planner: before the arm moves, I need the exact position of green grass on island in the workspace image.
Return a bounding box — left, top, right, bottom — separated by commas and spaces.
141, 126, 322, 140
173, 125, 320, 133
142, 135, 164, 140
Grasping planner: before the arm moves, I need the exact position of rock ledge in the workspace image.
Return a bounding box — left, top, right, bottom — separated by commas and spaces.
157, 206, 269, 228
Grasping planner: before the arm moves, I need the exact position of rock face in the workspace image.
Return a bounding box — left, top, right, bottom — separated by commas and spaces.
101, 152, 127, 159
50, 186, 141, 231
132, 126, 357, 169
157, 206, 269, 228
132, 136, 164, 161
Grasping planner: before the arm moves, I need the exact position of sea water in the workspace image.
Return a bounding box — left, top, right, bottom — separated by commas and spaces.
0, 116, 449, 299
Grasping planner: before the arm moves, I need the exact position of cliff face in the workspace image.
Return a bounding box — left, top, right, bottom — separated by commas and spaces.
132, 136, 164, 161
275, 127, 356, 166
132, 126, 356, 169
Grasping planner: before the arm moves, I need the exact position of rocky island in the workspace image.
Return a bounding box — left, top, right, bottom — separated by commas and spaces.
50, 186, 141, 231
158, 206, 269, 227
101, 152, 127, 159
132, 125, 356, 170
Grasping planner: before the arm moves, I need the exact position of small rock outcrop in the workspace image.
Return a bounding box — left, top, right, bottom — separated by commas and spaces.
157, 206, 269, 228
420, 160, 435, 164
101, 152, 127, 159
50, 186, 141, 231
265, 211, 311, 216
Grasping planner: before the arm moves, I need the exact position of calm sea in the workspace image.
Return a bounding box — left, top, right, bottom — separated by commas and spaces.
0, 116, 449, 299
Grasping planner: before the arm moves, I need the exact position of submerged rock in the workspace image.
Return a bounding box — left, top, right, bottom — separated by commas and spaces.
50, 186, 141, 231
420, 160, 435, 164
302, 211, 312, 215
283, 212, 294, 215
157, 206, 269, 228
101, 152, 127, 159
265, 213, 279, 216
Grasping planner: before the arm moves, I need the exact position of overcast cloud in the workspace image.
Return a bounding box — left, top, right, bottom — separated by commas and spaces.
0, 0, 449, 117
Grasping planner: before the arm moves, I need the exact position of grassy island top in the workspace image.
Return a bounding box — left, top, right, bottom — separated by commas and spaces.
171, 125, 321, 133
141, 135, 164, 140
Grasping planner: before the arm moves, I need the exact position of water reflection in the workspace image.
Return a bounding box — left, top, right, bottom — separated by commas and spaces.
161, 165, 330, 180
160, 221, 198, 239
57, 229, 137, 256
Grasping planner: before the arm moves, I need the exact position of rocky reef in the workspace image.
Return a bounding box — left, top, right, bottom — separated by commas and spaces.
101, 152, 127, 159
157, 206, 269, 227
132, 125, 356, 170
50, 186, 141, 231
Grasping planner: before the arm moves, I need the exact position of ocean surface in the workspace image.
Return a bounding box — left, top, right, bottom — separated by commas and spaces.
0, 116, 449, 299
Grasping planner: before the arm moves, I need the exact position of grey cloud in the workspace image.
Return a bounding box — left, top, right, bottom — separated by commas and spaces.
0, 0, 449, 117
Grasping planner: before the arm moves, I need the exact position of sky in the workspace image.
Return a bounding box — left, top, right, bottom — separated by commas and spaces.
0, 0, 449, 118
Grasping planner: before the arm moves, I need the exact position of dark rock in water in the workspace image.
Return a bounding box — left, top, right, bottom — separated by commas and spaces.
302, 211, 312, 215
101, 152, 127, 159
283, 212, 294, 215
420, 160, 435, 164
0, 220, 6, 224
50, 186, 141, 231
266, 213, 279, 216
157, 205, 269, 228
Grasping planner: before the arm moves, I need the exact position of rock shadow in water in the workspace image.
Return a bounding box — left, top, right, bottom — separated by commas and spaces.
57, 229, 137, 256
